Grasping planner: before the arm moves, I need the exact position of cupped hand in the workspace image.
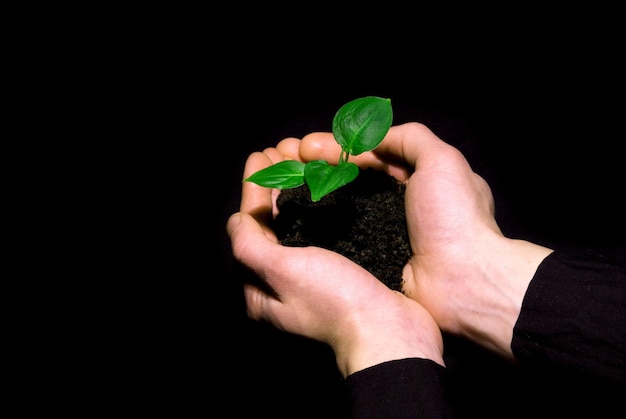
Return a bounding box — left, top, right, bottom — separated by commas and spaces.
298, 122, 552, 359
227, 143, 444, 377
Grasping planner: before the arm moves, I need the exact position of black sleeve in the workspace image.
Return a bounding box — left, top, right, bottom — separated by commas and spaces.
342, 358, 456, 418
512, 248, 626, 392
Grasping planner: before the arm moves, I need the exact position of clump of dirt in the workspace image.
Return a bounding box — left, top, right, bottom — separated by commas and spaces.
273, 168, 411, 292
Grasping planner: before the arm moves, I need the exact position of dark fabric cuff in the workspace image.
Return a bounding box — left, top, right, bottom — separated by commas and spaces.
512, 248, 626, 387
343, 358, 454, 418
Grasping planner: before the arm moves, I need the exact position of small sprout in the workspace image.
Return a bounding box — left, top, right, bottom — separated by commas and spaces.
244, 96, 393, 202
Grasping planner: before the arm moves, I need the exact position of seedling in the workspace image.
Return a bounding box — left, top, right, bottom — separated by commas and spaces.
244, 96, 393, 202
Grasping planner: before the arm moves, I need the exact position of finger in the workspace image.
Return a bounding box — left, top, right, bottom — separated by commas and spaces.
227, 212, 292, 326
375, 122, 459, 170
255, 138, 303, 166
243, 281, 283, 323
275, 137, 303, 161
240, 152, 276, 233
299, 132, 412, 181
243, 278, 318, 340
299, 132, 341, 162
256, 143, 301, 219
227, 213, 290, 314
261, 147, 285, 165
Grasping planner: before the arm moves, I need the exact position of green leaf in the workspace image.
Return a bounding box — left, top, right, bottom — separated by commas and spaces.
332, 96, 393, 156
305, 160, 359, 202
243, 159, 306, 189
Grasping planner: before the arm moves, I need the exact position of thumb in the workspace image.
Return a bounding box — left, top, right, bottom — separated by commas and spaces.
226, 212, 279, 266
374, 122, 452, 169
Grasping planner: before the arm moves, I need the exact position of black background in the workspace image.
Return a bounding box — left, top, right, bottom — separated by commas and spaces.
47, 10, 626, 417
214, 76, 624, 416
204, 26, 626, 417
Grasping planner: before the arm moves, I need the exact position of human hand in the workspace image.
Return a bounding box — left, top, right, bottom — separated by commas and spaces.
297, 122, 553, 359
227, 143, 445, 377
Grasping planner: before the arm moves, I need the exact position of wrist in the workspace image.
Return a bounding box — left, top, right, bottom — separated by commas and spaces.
335, 294, 445, 378
456, 235, 553, 359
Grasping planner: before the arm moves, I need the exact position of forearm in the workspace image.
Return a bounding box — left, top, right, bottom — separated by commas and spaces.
512, 247, 626, 386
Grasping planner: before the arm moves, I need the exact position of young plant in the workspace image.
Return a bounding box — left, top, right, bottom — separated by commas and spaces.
244, 96, 393, 202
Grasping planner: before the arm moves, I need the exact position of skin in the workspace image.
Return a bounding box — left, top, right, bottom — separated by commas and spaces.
227, 122, 553, 377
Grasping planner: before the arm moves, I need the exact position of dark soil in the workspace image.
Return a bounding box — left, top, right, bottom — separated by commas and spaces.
273, 168, 410, 292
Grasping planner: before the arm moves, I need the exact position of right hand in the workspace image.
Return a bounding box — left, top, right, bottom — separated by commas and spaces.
295, 122, 553, 359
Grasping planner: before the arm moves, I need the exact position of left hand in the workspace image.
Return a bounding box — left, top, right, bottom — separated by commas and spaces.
227, 139, 445, 377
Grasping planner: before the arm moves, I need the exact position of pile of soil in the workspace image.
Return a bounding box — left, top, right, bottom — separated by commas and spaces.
273, 168, 410, 291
